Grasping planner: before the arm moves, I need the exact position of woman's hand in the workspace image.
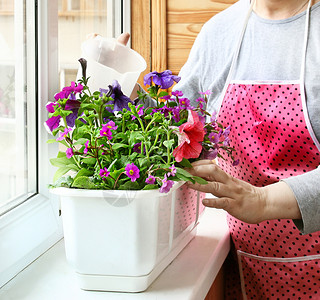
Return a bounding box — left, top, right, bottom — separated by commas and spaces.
187, 160, 301, 223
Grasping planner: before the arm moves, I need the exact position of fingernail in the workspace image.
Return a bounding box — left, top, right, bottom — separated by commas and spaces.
203, 199, 210, 205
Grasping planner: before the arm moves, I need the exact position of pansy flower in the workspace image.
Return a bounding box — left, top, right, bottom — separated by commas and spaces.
100, 80, 132, 112
144, 70, 181, 89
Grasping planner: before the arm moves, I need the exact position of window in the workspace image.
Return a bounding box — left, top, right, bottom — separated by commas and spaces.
0, 0, 37, 215
0, 0, 128, 288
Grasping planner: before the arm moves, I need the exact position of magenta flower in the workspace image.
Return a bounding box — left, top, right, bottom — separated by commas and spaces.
54, 81, 83, 100
125, 163, 140, 182
144, 70, 181, 89
196, 97, 206, 110
208, 131, 221, 144
56, 128, 72, 141
233, 159, 240, 166
66, 148, 74, 159
99, 167, 110, 178
133, 142, 142, 154
199, 90, 212, 96
172, 90, 183, 97
145, 175, 156, 185
179, 98, 191, 109
159, 175, 174, 193
100, 121, 117, 140
167, 165, 176, 177
131, 105, 144, 120
160, 95, 172, 102
45, 102, 61, 131
83, 140, 89, 154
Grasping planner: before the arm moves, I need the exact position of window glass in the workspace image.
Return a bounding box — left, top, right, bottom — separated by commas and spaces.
58, 0, 112, 88
0, 0, 36, 212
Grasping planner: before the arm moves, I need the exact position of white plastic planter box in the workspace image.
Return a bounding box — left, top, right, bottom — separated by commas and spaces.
51, 182, 204, 292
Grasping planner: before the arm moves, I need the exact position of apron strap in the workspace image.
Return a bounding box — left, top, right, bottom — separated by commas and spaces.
212, 0, 312, 114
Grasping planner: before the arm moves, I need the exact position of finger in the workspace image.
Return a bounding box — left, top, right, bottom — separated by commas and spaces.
187, 181, 225, 197
117, 32, 130, 46
191, 160, 214, 167
202, 197, 229, 210
190, 163, 230, 183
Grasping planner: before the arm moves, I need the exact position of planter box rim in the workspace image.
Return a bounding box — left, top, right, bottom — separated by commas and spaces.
50, 181, 185, 198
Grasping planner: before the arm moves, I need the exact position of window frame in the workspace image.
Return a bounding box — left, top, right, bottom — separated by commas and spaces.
0, 0, 129, 288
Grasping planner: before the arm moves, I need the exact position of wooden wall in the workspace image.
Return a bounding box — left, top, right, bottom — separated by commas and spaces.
131, 0, 237, 85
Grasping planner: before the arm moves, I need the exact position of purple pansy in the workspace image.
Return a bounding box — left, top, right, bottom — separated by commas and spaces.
99, 167, 110, 178
125, 163, 140, 182
133, 142, 142, 154
159, 175, 174, 193
66, 148, 74, 159
100, 80, 132, 112
145, 175, 156, 185
144, 70, 181, 89
201, 148, 218, 160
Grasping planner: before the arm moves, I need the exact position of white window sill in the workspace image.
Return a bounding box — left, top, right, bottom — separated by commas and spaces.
0, 209, 230, 300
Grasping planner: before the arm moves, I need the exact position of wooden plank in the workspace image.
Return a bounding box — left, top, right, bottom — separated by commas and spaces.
167, 23, 204, 49
167, 48, 192, 75
131, 0, 151, 86
151, 0, 167, 71
167, 0, 236, 23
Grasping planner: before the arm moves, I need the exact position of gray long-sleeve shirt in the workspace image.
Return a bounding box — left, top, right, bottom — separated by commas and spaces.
174, 0, 320, 234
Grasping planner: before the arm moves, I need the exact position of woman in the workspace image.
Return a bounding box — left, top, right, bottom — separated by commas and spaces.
174, 0, 320, 298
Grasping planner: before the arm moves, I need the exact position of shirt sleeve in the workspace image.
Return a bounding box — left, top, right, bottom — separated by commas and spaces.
282, 165, 320, 234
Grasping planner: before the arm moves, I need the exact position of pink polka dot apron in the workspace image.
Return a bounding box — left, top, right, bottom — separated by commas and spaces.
213, 0, 320, 299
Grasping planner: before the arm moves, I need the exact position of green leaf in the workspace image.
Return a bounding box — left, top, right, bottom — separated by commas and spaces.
112, 143, 129, 150
73, 168, 94, 181
72, 176, 97, 189
142, 184, 158, 190
176, 167, 193, 178
46, 139, 57, 144
74, 138, 89, 145
81, 157, 96, 165
49, 175, 73, 188
192, 176, 208, 185
179, 158, 193, 168
53, 166, 73, 182
50, 156, 72, 168
175, 173, 195, 184
118, 180, 140, 190
163, 139, 175, 149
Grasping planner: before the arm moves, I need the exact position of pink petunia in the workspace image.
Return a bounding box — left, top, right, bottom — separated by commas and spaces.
172, 110, 205, 162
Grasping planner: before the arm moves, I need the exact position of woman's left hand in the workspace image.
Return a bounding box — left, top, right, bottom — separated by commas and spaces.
187, 160, 301, 223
